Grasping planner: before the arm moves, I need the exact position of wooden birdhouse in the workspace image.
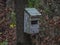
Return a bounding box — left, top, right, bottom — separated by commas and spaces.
24, 8, 41, 34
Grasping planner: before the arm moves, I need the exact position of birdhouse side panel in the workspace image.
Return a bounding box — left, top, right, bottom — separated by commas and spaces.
24, 12, 30, 33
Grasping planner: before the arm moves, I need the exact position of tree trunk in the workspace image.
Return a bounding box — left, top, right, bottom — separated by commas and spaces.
14, 0, 24, 45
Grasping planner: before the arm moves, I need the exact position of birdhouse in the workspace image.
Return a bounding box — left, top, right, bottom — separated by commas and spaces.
24, 8, 41, 34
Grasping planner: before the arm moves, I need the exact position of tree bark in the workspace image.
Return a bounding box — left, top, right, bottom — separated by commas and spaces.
14, 0, 25, 45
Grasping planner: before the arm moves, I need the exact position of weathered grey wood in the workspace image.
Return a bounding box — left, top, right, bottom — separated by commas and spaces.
24, 8, 41, 34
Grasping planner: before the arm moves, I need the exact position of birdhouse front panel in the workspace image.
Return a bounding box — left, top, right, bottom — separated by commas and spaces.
30, 20, 39, 34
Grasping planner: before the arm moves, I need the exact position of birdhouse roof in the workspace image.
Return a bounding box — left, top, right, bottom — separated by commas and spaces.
25, 8, 41, 16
